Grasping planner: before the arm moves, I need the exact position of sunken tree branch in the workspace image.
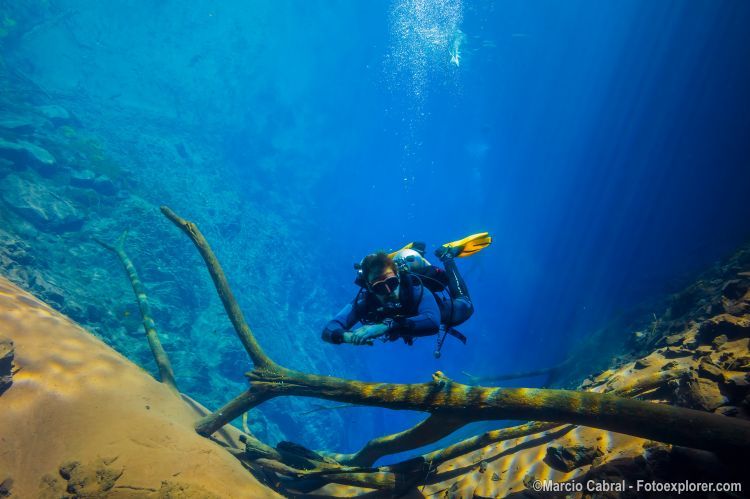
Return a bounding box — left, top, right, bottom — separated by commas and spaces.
159, 205, 750, 466
97, 231, 178, 393
325, 414, 467, 467
160, 206, 275, 371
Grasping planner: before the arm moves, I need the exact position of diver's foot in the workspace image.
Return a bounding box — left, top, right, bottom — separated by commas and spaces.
435, 233, 492, 260
434, 245, 460, 261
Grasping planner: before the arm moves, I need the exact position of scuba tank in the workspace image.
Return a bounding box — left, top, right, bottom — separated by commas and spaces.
392, 249, 467, 357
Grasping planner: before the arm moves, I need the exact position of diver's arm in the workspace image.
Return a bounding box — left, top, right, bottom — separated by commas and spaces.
388, 289, 441, 338
321, 303, 358, 344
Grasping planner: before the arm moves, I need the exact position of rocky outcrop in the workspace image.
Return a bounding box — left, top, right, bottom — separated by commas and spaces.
544, 444, 603, 472
0, 174, 83, 231
0, 137, 55, 170
0, 338, 13, 396
35, 104, 72, 125
0, 69, 355, 451
0, 276, 278, 498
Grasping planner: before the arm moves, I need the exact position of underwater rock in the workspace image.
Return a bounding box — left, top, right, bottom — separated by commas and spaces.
69, 169, 118, 196
0, 478, 12, 497
676, 372, 727, 411
633, 357, 652, 369
35, 104, 72, 125
722, 279, 750, 315
0, 230, 34, 266
24, 269, 66, 310
543, 444, 602, 472
0, 115, 44, 132
664, 333, 686, 346
0, 138, 55, 169
714, 405, 741, 417
0, 174, 83, 231
721, 371, 750, 388
68, 168, 97, 188
722, 279, 749, 301
660, 360, 679, 371
660, 346, 692, 358
0, 338, 13, 396
697, 359, 723, 381
712, 334, 728, 348
56, 458, 123, 496
698, 314, 750, 342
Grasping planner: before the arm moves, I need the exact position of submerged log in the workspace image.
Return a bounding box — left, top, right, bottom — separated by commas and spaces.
327, 414, 466, 467
159, 206, 750, 466
200, 366, 750, 454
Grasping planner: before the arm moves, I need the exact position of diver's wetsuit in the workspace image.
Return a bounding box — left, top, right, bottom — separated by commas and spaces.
321, 260, 474, 345
439, 256, 474, 326
321, 280, 442, 344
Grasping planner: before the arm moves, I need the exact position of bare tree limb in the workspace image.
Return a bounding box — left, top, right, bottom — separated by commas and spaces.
160, 206, 275, 371
161, 206, 750, 457
326, 414, 467, 467
97, 231, 178, 393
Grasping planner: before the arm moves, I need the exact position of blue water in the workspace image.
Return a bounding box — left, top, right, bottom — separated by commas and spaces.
240, 0, 750, 455
4, 0, 750, 462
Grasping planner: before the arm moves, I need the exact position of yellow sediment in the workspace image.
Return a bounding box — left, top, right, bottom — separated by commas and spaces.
0, 277, 279, 498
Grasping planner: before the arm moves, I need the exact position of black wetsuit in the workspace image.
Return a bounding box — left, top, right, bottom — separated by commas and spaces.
321, 259, 473, 345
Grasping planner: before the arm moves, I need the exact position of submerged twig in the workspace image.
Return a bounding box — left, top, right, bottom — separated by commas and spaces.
97, 231, 178, 393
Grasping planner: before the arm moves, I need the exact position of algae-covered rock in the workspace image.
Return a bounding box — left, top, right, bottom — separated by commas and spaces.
0, 115, 44, 132
69, 169, 118, 196
676, 372, 728, 411
0, 138, 55, 169
722, 371, 750, 388
0, 478, 12, 498
0, 174, 82, 231
544, 444, 602, 472
697, 359, 723, 381
0, 338, 13, 396
35, 104, 71, 125
58, 458, 123, 496
698, 314, 750, 342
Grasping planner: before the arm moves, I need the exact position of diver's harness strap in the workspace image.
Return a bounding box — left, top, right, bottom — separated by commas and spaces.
434, 326, 467, 358
351, 264, 468, 355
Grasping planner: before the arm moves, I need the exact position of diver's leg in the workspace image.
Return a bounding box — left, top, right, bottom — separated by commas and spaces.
442, 256, 471, 301
441, 256, 474, 325
449, 297, 474, 326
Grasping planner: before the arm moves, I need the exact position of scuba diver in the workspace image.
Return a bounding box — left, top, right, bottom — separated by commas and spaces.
321, 233, 491, 357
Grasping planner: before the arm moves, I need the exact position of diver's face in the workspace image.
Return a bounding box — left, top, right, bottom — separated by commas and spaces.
369, 269, 400, 304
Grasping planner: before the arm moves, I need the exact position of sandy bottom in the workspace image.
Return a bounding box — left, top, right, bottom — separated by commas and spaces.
0, 276, 279, 498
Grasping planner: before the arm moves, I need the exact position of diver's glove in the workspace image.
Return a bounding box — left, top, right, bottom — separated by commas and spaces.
349, 323, 390, 346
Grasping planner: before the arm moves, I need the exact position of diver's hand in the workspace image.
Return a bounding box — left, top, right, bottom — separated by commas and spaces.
350, 324, 389, 346
342, 332, 370, 345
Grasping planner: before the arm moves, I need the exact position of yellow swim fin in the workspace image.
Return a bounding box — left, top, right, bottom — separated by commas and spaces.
437, 232, 492, 258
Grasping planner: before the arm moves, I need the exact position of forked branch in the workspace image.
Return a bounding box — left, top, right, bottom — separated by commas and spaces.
161, 206, 750, 460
